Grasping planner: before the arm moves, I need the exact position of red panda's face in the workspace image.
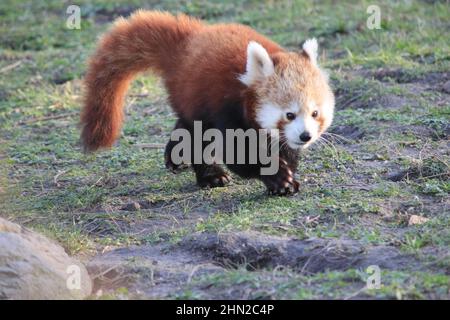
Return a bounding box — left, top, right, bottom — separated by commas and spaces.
240, 39, 334, 150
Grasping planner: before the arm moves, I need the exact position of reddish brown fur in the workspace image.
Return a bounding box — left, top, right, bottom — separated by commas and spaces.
80, 10, 283, 151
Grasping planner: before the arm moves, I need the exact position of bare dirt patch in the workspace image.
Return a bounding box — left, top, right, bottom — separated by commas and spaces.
87, 231, 430, 298
335, 68, 450, 110
369, 69, 450, 85
180, 231, 421, 273
328, 125, 365, 141
87, 243, 224, 298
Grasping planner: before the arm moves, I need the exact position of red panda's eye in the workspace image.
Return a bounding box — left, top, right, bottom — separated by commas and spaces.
312, 110, 319, 118
286, 112, 296, 121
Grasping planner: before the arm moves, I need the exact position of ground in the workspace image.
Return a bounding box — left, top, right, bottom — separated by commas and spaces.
0, 0, 449, 299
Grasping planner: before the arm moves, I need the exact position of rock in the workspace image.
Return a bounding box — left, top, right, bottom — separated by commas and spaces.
329, 125, 365, 141
0, 217, 92, 299
442, 80, 450, 94
121, 202, 141, 211
386, 170, 408, 182
408, 215, 429, 226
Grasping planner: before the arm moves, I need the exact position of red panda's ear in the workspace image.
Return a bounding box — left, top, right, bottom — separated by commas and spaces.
239, 41, 274, 86
302, 38, 318, 66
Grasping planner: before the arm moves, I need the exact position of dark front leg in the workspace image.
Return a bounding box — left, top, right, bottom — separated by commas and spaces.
165, 119, 190, 173
226, 156, 299, 196
223, 132, 300, 196
262, 146, 300, 195
193, 163, 231, 188
260, 157, 300, 195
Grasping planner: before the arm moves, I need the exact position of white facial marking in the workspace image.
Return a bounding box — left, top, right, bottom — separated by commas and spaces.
256, 103, 283, 129
284, 100, 321, 150
303, 116, 320, 141
239, 41, 274, 86
285, 117, 305, 149
287, 102, 301, 115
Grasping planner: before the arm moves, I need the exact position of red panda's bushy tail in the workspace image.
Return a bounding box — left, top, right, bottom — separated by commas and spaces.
80, 10, 203, 152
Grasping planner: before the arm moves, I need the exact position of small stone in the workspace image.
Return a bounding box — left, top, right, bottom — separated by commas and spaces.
386, 170, 408, 182
121, 202, 141, 211
408, 215, 429, 226
362, 153, 387, 161
442, 80, 450, 94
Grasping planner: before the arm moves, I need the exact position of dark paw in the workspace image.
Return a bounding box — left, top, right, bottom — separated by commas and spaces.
198, 171, 232, 188
262, 159, 299, 196
165, 159, 190, 173
164, 138, 190, 173
165, 154, 190, 173
267, 179, 299, 196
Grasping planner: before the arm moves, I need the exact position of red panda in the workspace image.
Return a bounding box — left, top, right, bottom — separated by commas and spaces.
80, 10, 335, 195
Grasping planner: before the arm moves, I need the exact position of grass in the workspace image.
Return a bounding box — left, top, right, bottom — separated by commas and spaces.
174, 268, 450, 300
0, 0, 449, 299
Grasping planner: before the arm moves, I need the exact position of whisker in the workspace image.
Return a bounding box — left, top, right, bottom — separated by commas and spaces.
323, 132, 352, 144
318, 136, 340, 161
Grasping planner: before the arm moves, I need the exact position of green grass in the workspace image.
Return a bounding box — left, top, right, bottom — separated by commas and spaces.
174, 268, 450, 299
0, 0, 449, 299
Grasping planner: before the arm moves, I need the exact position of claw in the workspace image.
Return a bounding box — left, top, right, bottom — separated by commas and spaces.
198, 172, 232, 189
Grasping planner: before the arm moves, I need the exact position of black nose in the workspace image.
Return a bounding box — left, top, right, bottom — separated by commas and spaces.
300, 132, 311, 142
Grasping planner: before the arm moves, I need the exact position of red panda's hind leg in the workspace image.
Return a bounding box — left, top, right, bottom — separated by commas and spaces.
164, 119, 190, 173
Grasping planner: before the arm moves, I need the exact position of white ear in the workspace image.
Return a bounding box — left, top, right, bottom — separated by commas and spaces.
239, 41, 274, 86
302, 38, 318, 65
